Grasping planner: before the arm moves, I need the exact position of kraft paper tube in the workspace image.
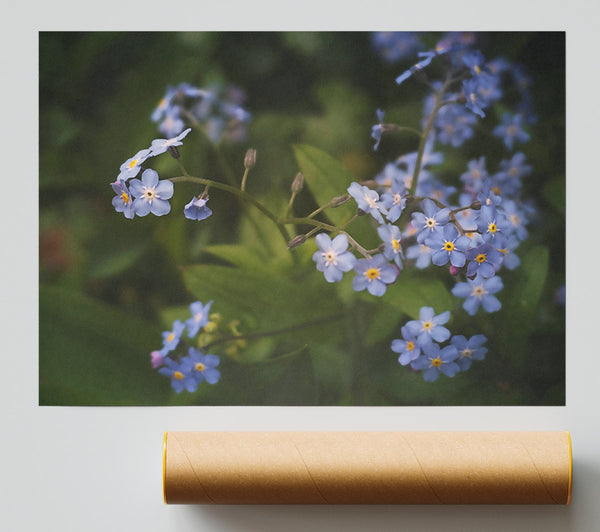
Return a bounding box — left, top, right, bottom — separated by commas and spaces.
163, 431, 572, 505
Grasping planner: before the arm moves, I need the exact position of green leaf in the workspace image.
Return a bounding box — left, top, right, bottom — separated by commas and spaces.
238, 205, 292, 262
499, 245, 549, 367
293, 143, 379, 248
309, 343, 353, 404
182, 264, 343, 332
88, 244, 146, 279
543, 176, 566, 215
203, 244, 280, 272
503, 245, 549, 336
39, 285, 169, 405
293, 144, 357, 226
379, 273, 453, 320
364, 301, 406, 347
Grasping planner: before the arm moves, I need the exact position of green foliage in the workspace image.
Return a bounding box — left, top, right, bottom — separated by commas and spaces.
498, 245, 550, 367
294, 143, 379, 247
294, 144, 357, 226
39, 285, 169, 405
182, 263, 342, 333
543, 177, 566, 215
380, 273, 454, 320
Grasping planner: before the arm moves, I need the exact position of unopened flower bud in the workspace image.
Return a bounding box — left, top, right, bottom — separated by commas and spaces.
244, 149, 256, 169
209, 313, 223, 324
291, 172, 304, 193
168, 145, 180, 159
449, 265, 460, 276
471, 200, 482, 210
204, 321, 218, 334
287, 234, 307, 248
150, 351, 164, 369
329, 194, 350, 208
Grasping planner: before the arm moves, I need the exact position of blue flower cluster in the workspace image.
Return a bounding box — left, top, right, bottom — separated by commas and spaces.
311, 182, 407, 297
391, 306, 487, 382
352, 33, 539, 381
110, 128, 213, 221
384, 33, 536, 152
371, 32, 422, 63
399, 149, 533, 316
151, 300, 221, 393
361, 35, 537, 320
151, 82, 251, 143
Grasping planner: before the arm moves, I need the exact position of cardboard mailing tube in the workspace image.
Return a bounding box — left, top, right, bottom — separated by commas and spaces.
163, 431, 572, 505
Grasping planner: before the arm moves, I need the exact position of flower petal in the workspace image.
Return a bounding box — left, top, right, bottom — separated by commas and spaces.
141, 168, 159, 188
150, 198, 171, 216
155, 180, 174, 199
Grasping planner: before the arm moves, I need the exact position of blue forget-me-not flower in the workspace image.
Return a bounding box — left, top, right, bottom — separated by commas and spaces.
312, 233, 357, 283
452, 274, 503, 316
352, 254, 398, 297
405, 306, 451, 345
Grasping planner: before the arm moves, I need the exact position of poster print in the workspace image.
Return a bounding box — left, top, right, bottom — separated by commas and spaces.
39, 32, 565, 405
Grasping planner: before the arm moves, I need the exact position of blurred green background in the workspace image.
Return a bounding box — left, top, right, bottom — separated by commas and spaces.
39, 32, 565, 406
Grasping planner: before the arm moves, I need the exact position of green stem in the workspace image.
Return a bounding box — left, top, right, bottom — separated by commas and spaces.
169, 177, 372, 256
408, 79, 460, 197
285, 190, 298, 218
385, 124, 423, 137
203, 313, 346, 350
240, 167, 250, 192
170, 175, 292, 245
176, 158, 190, 177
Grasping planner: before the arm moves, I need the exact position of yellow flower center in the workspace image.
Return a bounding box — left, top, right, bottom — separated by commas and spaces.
461, 348, 473, 359
444, 241, 454, 252
472, 169, 480, 179
475, 253, 486, 263
431, 358, 443, 367
392, 239, 400, 251
121, 192, 130, 204
365, 268, 380, 280
128, 158, 138, 169
474, 65, 482, 75
488, 223, 497, 233
406, 341, 414, 351
507, 125, 517, 136
173, 371, 184, 380
510, 214, 520, 226
492, 186, 501, 195
425, 217, 436, 228
509, 167, 519, 177
167, 332, 175, 343
422, 321, 432, 330
195, 362, 206, 372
